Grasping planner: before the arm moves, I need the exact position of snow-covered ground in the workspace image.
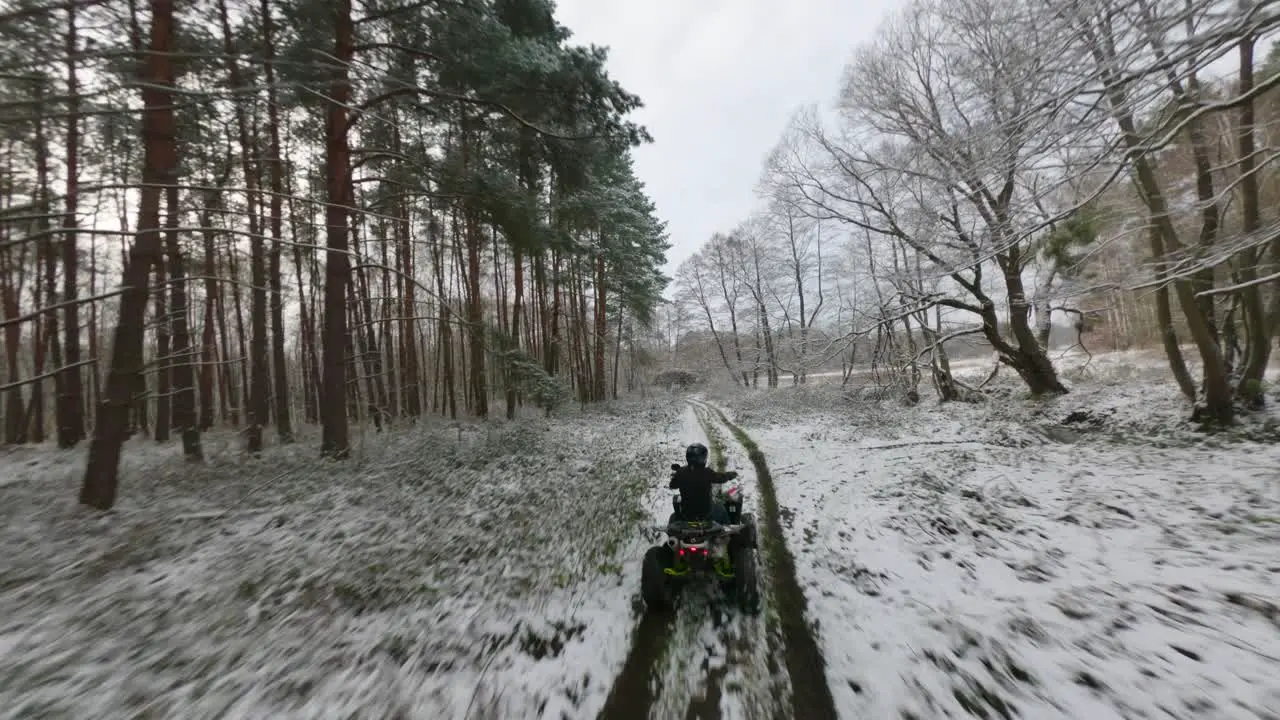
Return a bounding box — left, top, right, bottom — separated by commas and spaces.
710, 351, 1280, 719
803, 344, 1209, 385
0, 401, 691, 719
3, 349, 1278, 719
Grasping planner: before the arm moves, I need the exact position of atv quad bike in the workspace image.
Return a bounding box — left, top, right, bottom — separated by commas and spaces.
641, 464, 762, 614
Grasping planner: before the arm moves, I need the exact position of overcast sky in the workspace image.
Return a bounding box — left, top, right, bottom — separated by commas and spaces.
553, 0, 904, 277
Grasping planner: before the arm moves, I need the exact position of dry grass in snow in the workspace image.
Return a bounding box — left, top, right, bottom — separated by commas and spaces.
0, 401, 687, 719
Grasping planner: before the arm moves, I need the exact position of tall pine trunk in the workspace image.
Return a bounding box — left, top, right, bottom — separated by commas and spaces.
59, 3, 86, 447
32, 87, 56, 443
218, 0, 267, 451
320, 0, 354, 458
505, 250, 523, 419
153, 251, 170, 442
261, 0, 293, 441
592, 253, 607, 402
81, 0, 176, 510
164, 183, 201, 458
395, 191, 421, 418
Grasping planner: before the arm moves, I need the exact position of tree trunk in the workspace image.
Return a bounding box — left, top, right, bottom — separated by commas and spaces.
320, 0, 354, 457
153, 251, 170, 442
198, 167, 233, 429
788, 215, 808, 383
197, 184, 224, 431
549, 249, 562, 378
506, 249, 523, 419
344, 299, 362, 422
1233, 32, 1269, 408
226, 234, 249, 420
462, 190, 487, 414
759, 300, 778, 388
59, 3, 86, 448
164, 184, 201, 459
536, 253, 553, 373
1089, 35, 1232, 424
347, 276, 379, 429
928, 306, 962, 401
432, 214, 457, 420
218, 0, 267, 451
0, 252, 24, 444
395, 191, 420, 418
574, 262, 591, 402
1034, 267, 1058, 352
996, 247, 1066, 396
717, 265, 748, 386
1132, 152, 1233, 423
1147, 234, 1196, 401
752, 248, 779, 388
691, 267, 740, 385
592, 253, 607, 402
288, 189, 320, 424
214, 229, 236, 425
378, 217, 398, 419
87, 231, 100, 411
350, 201, 387, 422
261, 0, 294, 440
81, 0, 175, 510
612, 306, 623, 400
33, 89, 56, 443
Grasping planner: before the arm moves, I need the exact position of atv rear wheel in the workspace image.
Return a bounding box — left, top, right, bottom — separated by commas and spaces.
730, 545, 761, 614
738, 513, 759, 549
641, 545, 676, 613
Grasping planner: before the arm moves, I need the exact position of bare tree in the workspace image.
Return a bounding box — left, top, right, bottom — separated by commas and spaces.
674, 251, 741, 384
726, 220, 780, 387
1045, 0, 1280, 423
764, 0, 1095, 397
763, 200, 825, 383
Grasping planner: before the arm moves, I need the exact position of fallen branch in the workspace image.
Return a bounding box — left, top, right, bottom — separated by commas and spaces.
977, 353, 1001, 389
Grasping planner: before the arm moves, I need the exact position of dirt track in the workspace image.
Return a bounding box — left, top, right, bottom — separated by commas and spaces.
596, 400, 836, 719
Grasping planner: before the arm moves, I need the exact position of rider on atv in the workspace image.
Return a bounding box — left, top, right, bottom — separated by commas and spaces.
669, 443, 738, 526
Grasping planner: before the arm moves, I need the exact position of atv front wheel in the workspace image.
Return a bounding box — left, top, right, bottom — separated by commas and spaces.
730, 546, 761, 614
641, 545, 676, 613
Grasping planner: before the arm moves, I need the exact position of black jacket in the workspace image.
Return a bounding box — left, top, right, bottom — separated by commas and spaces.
669, 465, 735, 519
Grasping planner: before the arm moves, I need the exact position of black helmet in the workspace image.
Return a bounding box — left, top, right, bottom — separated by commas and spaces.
686, 443, 709, 468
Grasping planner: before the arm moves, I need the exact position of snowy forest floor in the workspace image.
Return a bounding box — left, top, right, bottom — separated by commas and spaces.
0, 403, 686, 719
1, 349, 1279, 719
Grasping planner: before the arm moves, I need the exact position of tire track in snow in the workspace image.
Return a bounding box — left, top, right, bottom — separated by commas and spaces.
596, 404, 706, 720
660, 401, 782, 720
693, 399, 839, 720
597, 612, 674, 720
598, 402, 782, 720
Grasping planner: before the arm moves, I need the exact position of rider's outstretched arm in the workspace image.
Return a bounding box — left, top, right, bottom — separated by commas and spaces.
712, 470, 739, 484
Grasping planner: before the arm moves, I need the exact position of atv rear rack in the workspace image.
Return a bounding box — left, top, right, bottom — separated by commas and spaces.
657, 520, 747, 537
